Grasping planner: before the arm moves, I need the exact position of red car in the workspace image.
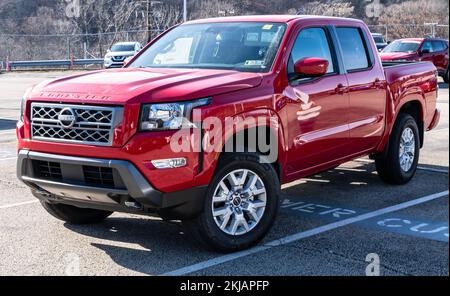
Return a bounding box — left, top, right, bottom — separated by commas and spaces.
17, 16, 440, 252
380, 38, 449, 83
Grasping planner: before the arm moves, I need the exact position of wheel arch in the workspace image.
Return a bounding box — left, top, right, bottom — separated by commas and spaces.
210, 109, 287, 183
397, 100, 425, 148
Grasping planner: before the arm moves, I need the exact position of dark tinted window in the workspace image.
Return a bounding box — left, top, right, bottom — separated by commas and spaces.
373, 36, 385, 43
421, 41, 434, 52
111, 44, 136, 52
336, 27, 370, 71
432, 41, 445, 52
288, 27, 335, 78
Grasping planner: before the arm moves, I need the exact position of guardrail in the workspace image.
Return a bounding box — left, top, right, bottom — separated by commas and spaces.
0, 58, 104, 72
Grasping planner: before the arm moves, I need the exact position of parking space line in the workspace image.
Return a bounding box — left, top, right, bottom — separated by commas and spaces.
0, 157, 17, 162
356, 158, 449, 174
417, 166, 449, 174
0, 200, 39, 209
163, 190, 448, 276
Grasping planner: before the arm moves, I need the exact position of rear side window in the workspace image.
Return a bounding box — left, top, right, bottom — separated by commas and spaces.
288, 27, 335, 79
336, 27, 371, 72
432, 41, 445, 52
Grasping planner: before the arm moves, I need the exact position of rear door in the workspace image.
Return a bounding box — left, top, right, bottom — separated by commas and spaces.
431, 40, 448, 72
334, 26, 387, 154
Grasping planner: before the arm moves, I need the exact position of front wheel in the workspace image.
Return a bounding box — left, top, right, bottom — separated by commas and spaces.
444, 69, 449, 84
183, 153, 280, 252
375, 113, 420, 185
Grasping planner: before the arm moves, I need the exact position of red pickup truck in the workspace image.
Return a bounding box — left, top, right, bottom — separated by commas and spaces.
380, 38, 449, 83
17, 16, 440, 252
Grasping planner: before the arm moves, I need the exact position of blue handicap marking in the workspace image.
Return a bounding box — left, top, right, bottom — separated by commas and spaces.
372, 217, 448, 242
281, 199, 358, 221
282, 198, 448, 243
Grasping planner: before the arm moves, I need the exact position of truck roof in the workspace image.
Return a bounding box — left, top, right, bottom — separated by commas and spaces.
185, 15, 362, 25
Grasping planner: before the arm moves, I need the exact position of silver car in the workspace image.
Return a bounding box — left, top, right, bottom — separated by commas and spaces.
372, 33, 388, 52
104, 42, 143, 68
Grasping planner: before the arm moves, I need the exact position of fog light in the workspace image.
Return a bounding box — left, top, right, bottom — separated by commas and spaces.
151, 158, 187, 169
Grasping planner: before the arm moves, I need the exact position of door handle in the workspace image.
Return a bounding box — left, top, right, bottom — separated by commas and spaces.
373, 78, 384, 89
335, 84, 347, 95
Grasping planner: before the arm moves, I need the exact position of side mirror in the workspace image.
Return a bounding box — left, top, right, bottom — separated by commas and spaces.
294, 57, 329, 77
387, 41, 391, 44
123, 56, 133, 67
421, 49, 431, 54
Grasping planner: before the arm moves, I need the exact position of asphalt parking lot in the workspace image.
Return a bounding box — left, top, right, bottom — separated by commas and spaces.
0, 71, 448, 276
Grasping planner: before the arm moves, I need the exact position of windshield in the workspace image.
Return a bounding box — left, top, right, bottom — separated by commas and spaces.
382, 41, 420, 53
111, 44, 135, 52
373, 36, 385, 44
129, 22, 287, 73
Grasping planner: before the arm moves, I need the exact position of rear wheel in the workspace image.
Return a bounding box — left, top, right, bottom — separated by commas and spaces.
183, 153, 280, 252
375, 113, 420, 185
40, 198, 113, 224
444, 68, 449, 84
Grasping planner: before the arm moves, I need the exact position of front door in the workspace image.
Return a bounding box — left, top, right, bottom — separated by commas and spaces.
284, 26, 350, 176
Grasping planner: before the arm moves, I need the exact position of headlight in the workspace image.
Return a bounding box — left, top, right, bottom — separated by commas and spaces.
140, 98, 210, 131
20, 96, 25, 122
20, 87, 32, 122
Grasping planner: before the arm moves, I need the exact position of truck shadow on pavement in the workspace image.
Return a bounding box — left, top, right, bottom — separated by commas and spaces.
63, 161, 449, 275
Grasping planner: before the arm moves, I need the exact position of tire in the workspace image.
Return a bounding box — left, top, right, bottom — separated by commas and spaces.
444, 69, 449, 84
40, 199, 113, 224
183, 153, 280, 252
375, 113, 420, 185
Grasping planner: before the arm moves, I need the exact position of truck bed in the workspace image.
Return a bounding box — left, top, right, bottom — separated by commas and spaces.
383, 61, 437, 86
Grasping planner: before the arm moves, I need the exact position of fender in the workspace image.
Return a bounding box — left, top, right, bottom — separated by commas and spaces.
198, 108, 287, 184
376, 84, 426, 153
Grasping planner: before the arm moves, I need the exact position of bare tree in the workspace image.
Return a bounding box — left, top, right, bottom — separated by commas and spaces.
298, 0, 354, 17
378, 0, 449, 39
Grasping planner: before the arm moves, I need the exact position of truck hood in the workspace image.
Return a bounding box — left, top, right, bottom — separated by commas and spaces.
31, 68, 263, 104
380, 52, 417, 61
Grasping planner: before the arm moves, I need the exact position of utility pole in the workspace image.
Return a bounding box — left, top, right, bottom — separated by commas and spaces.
183, 0, 187, 23
146, 0, 152, 42
424, 22, 438, 38
141, 0, 162, 43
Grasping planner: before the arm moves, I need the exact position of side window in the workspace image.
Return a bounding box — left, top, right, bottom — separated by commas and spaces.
432, 41, 444, 52
421, 41, 434, 53
288, 27, 335, 79
336, 27, 371, 72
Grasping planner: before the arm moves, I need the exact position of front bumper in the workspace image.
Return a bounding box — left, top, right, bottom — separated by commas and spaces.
17, 150, 206, 219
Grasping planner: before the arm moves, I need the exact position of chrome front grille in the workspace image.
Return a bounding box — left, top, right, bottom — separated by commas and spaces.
112, 56, 125, 62
31, 103, 122, 146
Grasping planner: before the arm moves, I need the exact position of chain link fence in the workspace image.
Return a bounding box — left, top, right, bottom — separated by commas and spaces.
1, 25, 449, 63
0, 29, 165, 62
367, 24, 449, 42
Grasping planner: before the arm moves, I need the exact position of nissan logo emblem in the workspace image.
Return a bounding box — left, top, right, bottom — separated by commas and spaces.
58, 108, 76, 128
